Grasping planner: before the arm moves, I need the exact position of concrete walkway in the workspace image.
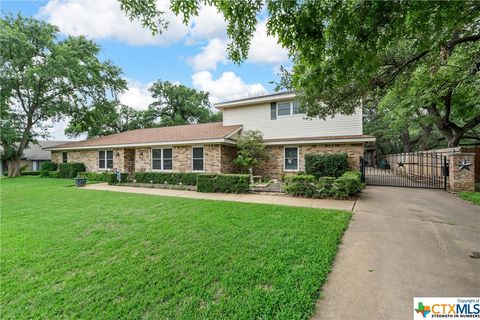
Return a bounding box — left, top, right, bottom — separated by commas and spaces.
313, 186, 480, 320
82, 183, 355, 211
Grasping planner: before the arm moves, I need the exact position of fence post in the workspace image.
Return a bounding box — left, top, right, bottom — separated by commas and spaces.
448, 153, 475, 192
359, 156, 365, 183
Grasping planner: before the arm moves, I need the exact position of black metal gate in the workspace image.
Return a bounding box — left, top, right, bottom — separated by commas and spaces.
360, 152, 449, 189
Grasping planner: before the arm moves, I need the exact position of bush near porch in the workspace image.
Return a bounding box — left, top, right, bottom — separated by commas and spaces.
197, 174, 250, 193
134, 172, 199, 186
285, 171, 363, 199
305, 153, 349, 178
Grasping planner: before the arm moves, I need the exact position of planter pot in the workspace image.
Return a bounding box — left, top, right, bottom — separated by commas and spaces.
74, 177, 87, 187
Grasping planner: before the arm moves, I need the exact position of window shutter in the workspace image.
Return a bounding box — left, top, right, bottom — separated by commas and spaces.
270, 102, 277, 120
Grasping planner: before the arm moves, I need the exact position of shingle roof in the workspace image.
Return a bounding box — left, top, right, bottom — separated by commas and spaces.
46, 122, 242, 150
21, 141, 70, 160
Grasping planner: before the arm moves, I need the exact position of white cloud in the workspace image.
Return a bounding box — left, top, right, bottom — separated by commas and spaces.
189, 38, 227, 71
248, 20, 289, 64
119, 79, 155, 110
44, 119, 85, 141
187, 5, 228, 42
192, 71, 267, 103
38, 0, 189, 46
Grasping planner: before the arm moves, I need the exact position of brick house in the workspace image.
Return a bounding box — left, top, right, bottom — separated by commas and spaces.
46, 92, 375, 180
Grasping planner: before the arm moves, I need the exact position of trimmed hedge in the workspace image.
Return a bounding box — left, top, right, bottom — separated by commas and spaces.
285, 171, 363, 199
48, 171, 60, 179
77, 172, 111, 182
134, 172, 199, 186
77, 172, 128, 184
107, 173, 129, 185
58, 163, 86, 179
305, 153, 349, 178
197, 174, 250, 193
40, 161, 58, 172
21, 171, 41, 176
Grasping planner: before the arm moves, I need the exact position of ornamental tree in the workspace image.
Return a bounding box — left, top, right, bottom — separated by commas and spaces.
234, 130, 268, 183
0, 15, 126, 176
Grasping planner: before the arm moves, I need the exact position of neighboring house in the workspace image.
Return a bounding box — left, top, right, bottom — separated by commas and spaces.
1, 141, 69, 173
45, 92, 375, 180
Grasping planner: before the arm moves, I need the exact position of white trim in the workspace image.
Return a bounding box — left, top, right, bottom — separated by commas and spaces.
215, 93, 296, 109
98, 150, 114, 170
151, 147, 173, 172
283, 146, 300, 172
224, 126, 243, 139
45, 138, 236, 151
264, 137, 376, 146
191, 146, 205, 172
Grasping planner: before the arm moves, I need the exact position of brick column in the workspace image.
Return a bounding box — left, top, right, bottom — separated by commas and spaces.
449, 153, 475, 192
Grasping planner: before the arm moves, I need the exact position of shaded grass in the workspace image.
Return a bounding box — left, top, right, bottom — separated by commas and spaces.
458, 191, 480, 205
0, 177, 351, 319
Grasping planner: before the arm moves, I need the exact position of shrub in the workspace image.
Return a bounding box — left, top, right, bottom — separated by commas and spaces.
284, 171, 363, 199
40, 161, 58, 172
134, 172, 199, 186
284, 175, 316, 197
107, 173, 129, 185
77, 172, 111, 182
197, 174, 250, 193
58, 163, 86, 179
304, 153, 349, 178
21, 171, 41, 176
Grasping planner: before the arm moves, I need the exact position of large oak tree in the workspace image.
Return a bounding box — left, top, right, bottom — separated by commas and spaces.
0, 15, 126, 176
119, 0, 480, 147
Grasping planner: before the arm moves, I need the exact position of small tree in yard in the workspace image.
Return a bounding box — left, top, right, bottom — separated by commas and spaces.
234, 130, 268, 184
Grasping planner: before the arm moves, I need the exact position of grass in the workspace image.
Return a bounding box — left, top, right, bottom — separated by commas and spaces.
458, 191, 480, 205
0, 177, 351, 319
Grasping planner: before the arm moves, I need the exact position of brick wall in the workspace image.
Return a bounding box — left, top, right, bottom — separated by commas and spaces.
135, 148, 151, 172
449, 153, 475, 192
220, 145, 239, 173
257, 143, 364, 180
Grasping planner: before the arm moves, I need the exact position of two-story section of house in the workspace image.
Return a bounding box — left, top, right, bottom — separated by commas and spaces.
46, 92, 374, 180
216, 92, 375, 178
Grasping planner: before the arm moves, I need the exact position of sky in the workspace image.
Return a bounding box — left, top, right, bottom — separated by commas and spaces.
1, 0, 291, 139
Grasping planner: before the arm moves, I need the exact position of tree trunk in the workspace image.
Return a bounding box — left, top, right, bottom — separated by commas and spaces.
7, 159, 21, 177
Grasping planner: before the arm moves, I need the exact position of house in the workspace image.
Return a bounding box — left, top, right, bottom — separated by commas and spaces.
45, 92, 375, 180
1, 141, 69, 173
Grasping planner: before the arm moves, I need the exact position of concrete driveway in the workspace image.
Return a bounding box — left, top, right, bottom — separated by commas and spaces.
314, 186, 480, 320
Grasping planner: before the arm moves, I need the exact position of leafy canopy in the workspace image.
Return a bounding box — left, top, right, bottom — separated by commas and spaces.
0, 14, 126, 175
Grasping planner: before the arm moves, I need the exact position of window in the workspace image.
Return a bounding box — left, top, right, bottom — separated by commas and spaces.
62, 152, 68, 163
275, 100, 303, 118
277, 102, 291, 116
192, 147, 204, 171
292, 101, 302, 114
284, 147, 299, 171
99, 150, 113, 170
152, 148, 173, 171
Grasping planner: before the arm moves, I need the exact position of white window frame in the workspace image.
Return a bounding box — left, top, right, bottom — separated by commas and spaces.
151, 148, 173, 171
283, 146, 300, 172
98, 150, 114, 170
277, 100, 303, 117
191, 146, 205, 172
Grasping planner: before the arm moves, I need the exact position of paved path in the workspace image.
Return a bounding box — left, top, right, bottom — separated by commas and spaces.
313, 186, 480, 320
83, 183, 355, 211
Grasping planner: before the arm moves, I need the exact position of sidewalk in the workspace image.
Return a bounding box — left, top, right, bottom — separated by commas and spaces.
83, 183, 355, 211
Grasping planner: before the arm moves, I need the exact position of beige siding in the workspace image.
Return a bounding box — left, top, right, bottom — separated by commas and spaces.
223, 103, 363, 140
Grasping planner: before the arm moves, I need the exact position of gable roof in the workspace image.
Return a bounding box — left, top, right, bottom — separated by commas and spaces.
21, 141, 70, 160
215, 91, 296, 110
45, 122, 242, 151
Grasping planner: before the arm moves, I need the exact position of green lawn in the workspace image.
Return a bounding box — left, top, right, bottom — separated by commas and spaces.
0, 177, 351, 319
458, 191, 480, 205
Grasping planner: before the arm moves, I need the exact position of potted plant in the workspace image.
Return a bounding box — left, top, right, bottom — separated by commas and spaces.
74, 177, 87, 187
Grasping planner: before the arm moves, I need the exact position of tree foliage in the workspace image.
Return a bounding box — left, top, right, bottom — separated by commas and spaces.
0, 15, 126, 176
234, 130, 267, 183
119, 0, 480, 147
66, 80, 222, 138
